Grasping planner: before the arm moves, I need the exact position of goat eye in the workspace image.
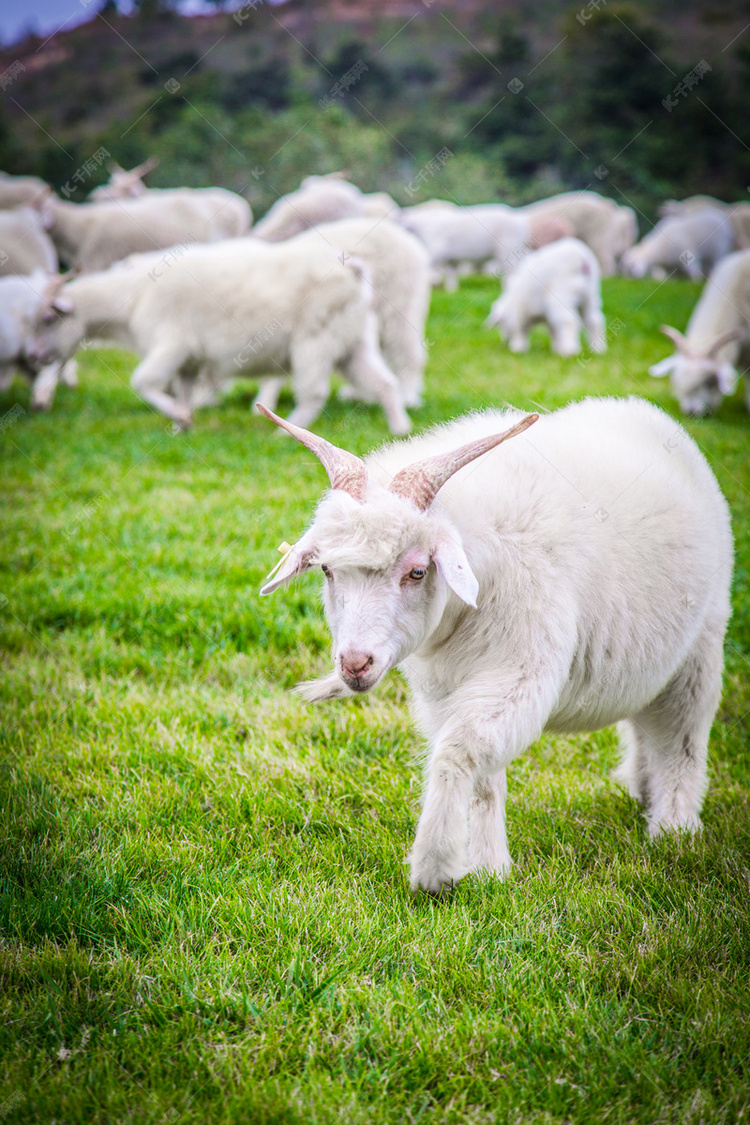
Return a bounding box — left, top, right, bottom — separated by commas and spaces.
409, 567, 427, 580
321, 564, 332, 579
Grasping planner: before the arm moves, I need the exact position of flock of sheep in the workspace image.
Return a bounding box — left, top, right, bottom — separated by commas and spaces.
1, 163, 749, 428
1, 163, 742, 894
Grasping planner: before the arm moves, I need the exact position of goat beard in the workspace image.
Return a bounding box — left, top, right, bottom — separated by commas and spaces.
292, 670, 355, 703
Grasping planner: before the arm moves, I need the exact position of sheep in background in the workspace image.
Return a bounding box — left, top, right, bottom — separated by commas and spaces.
0, 172, 51, 211
257, 397, 732, 896
520, 191, 634, 276
253, 176, 365, 242
26, 238, 411, 434
0, 207, 58, 276
621, 206, 733, 280
88, 157, 160, 202
0, 272, 77, 409
45, 189, 251, 272
399, 202, 533, 291
486, 238, 606, 356
649, 248, 750, 415
361, 192, 400, 220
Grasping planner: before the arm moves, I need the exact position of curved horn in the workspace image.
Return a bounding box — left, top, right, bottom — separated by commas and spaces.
256, 404, 368, 501
660, 324, 688, 351
130, 156, 160, 179
389, 413, 539, 512
706, 329, 741, 358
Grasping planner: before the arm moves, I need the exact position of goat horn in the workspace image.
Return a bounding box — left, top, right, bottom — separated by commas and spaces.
706, 329, 741, 358
256, 404, 368, 501
389, 413, 539, 512
660, 325, 688, 351
131, 156, 159, 178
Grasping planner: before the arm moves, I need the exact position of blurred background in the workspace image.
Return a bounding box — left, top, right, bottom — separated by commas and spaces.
0, 0, 747, 223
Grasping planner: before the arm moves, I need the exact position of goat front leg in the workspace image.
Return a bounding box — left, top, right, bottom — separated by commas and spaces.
130, 345, 192, 428
408, 688, 548, 896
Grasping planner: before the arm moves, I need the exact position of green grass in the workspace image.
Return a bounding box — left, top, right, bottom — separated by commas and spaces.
1, 277, 749, 1124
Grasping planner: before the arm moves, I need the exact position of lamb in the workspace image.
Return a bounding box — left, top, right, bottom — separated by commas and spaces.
520, 191, 637, 276
649, 248, 750, 415
399, 202, 533, 291
0, 207, 58, 276
46, 189, 251, 272
253, 176, 365, 242
0, 272, 77, 409
26, 238, 411, 433
257, 396, 732, 896
486, 238, 606, 356
621, 206, 733, 281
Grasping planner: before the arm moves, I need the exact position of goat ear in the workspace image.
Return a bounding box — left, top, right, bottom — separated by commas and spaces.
649, 355, 676, 378
432, 533, 479, 608
716, 363, 738, 395
52, 293, 74, 314
260, 528, 317, 595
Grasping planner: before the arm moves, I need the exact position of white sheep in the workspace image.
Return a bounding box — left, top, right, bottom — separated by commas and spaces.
46, 189, 251, 272
486, 238, 606, 356
253, 176, 365, 243
258, 396, 732, 896
0, 172, 51, 210
399, 202, 533, 291
520, 191, 637, 276
0, 207, 58, 276
26, 238, 410, 434
649, 248, 750, 415
0, 272, 77, 409
621, 207, 733, 281
88, 157, 160, 202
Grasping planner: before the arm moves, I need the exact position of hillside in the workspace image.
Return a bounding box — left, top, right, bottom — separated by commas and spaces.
1, 0, 749, 219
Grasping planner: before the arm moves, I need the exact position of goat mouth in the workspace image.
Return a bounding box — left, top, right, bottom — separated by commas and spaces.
340, 668, 384, 693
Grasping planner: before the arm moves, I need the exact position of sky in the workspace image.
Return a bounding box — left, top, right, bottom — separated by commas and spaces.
0, 0, 224, 47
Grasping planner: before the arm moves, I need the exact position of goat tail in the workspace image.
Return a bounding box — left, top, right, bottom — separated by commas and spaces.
292, 670, 354, 703
340, 253, 375, 308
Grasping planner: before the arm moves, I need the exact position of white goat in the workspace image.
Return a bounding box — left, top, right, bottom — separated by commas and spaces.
520, 192, 635, 276
0, 173, 51, 210
486, 238, 606, 356
0, 272, 77, 409
0, 207, 58, 276
88, 157, 160, 202
253, 176, 365, 243
258, 397, 732, 896
621, 207, 733, 281
399, 202, 532, 291
26, 239, 410, 433
46, 190, 251, 272
649, 248, 750, 415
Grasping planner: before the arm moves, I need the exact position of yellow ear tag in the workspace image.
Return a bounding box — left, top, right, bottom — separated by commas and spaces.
263, 541, 294, 583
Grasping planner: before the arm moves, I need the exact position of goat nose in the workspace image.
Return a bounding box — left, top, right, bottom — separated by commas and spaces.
341, 651, 374, 677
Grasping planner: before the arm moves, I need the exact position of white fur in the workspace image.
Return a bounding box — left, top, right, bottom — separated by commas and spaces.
0, 173, 51, 211
521, 191, 636, 276
621, 207, 733, 281
649, 248, 750, 415
262, 397, 733, 895
47, 189, 251, 273
0, 270, 76, 408
26, 238, 410, 432
0, 207, 57, 276
399, 202, 531, 291
253, 176, 365, 243
486, 237, 606, 356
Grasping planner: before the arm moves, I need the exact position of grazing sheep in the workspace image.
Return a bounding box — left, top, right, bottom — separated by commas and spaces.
46, 189, 251, 272
257, 397, 732, 896
520, 191, 636, 276
0, 207, 58, 276
88, 157, 160, 202
399, 202, 533, 291
0, 272, 77, 409
0, 172, 51, 210
621, 207, 733, 281
486, 238, 606, 356
650, 248, 750, 415
26, 238, 410, 433
253, 176, 365, 242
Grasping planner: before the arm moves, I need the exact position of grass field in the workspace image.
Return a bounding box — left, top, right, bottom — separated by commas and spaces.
1, 277, 749, 1124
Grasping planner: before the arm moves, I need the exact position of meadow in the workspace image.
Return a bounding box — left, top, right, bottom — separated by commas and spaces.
1, 277, 749, 1124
